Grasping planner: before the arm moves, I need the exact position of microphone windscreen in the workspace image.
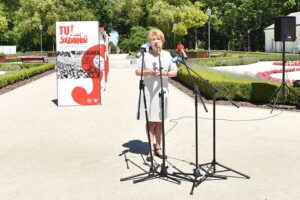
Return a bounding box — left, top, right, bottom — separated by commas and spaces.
141, 42, 150, 51
170, 50, 177, 58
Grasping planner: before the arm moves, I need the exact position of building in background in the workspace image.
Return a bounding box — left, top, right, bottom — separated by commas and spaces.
264, 12, 300, 53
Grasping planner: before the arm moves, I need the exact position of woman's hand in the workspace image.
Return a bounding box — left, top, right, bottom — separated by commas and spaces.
153, 70, 168, 77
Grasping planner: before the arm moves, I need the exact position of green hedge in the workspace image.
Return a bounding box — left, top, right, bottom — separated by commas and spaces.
174, 67, 300, 105
0, 63, 55, 89
188, 53, 300, 67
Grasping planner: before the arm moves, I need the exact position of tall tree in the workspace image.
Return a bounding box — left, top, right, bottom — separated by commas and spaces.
14, 0, 96, 51
208, 0, 282, 51
86, 0, 114, 32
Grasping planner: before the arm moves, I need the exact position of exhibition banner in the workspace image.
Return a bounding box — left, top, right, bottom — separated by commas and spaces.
56, 21, 100, 106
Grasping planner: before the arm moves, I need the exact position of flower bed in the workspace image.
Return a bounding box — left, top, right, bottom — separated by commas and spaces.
273, 61, 300, 66
256, 67, 300, 83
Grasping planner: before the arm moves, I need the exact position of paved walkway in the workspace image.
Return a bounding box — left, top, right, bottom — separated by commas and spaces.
0, 54, 300, 199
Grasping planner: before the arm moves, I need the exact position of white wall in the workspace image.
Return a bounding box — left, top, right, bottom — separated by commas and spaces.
264, 26, 300, 53
0, 46, 17, 55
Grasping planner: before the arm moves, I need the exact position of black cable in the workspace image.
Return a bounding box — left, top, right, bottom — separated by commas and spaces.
165, 110, 283, 135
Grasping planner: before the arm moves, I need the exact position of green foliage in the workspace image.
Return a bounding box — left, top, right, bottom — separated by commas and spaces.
0, 52, 4, 56
108, 41, 117, 53
0, 63, 21, 71
207, 0, 283, 51
13, 0, 96, 51
113, 0, 149, 38
174, 67, 300, 105
86, 0, 114, 31
1, 0, 300, 52
0, 14, 8, 42
188, 52, 300, 67
173, 4, 207, 36
119, 26, 148, 52
148, 1, 175, 35
0, 63, 54, 88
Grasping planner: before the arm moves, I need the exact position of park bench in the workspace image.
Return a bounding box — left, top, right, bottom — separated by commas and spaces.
20, 56, 45, 63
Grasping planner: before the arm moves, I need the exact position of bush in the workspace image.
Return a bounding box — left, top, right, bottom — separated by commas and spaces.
0, 63, 55, 89
174, 67, 300, 105
189, 52, 300, 67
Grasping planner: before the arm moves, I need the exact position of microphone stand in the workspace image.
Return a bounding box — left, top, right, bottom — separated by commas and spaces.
182, 63, 250, 191
172, 57, 226, 195
268, 41, 300, 113
153, 45, 181, 184
120, 49, 159, 183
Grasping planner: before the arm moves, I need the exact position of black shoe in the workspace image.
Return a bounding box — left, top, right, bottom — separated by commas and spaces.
146, 150, 155, 162
155, 148, 167, 159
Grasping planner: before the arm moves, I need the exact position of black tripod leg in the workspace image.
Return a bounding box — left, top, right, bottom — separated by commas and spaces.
215, 162, 250, 179
133, 173, 160, 184
269, 84, 282, 103
285, 84, 300, 106
190, 180, 197, 195
120, 172, 152, 182
165, 174, 181, 184
271, 84, 283, 113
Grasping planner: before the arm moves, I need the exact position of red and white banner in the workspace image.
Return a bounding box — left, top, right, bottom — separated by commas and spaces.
56, 21, 100, 106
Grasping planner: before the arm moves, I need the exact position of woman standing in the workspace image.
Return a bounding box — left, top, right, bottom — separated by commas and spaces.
135, 28, 177, 161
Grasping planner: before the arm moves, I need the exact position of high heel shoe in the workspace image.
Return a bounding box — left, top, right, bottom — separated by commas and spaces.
146, 150, 155, 162
155, 148, 167, 159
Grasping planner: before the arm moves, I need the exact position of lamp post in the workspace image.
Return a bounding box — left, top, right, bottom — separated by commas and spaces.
39, 24, 43, 56
248, 29, 251, 52
206, 7, 211, 58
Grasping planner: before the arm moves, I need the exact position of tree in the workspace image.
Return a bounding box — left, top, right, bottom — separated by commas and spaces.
86, 0, 114, 32
119, 26, 148, 52
14, 0, 96, 51
0, 15, 8, 44
208, 0, 282, 51
0, 4, 8, 44
172, 3, 207, 49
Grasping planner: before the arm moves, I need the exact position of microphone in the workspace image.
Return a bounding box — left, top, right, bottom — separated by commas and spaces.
136, 42, 150, 58
177, 43, 188, 60
170, 50, 182, 70
180, 49, 188, 60
156, 42, 161, 54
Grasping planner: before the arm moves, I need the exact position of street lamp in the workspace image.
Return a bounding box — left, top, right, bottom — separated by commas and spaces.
206, 7, 211, 58
39, 24, 43, 56
247, 29, 251, 52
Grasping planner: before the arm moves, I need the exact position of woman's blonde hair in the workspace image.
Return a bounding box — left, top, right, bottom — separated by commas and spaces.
147, 28, 165, 44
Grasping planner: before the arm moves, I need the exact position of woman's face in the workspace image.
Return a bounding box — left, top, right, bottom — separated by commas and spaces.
150, 34, 163, 50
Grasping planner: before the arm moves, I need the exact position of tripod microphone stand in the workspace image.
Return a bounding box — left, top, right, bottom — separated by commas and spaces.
120, 50, 159, 183
171, 56, 226, 195
121, 46, 181, 184
269, 41, 300, 113
155, 45, 181, 184
182, 67, 250, 187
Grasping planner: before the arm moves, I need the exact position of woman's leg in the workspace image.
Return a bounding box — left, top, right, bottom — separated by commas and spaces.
154, 122, 163, 156
147, 122, 155, 157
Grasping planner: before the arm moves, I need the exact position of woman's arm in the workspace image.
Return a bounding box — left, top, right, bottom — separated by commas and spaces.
153, 69, 177, 77
166, 69, 177, 78
135, 69, 155, 76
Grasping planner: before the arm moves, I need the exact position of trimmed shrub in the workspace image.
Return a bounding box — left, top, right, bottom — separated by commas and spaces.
0, 63, 55, 89
174, 67, 300, 105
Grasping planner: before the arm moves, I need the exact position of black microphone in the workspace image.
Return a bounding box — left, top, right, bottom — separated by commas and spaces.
170, 50, 182, 70
136, 42, 150, 58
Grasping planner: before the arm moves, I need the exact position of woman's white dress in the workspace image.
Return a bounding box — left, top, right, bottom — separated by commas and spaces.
137, 51, 177, 122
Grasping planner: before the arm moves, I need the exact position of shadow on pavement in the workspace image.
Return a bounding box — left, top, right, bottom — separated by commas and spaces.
122, 139, 148, 155
51, 99, 58, 106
